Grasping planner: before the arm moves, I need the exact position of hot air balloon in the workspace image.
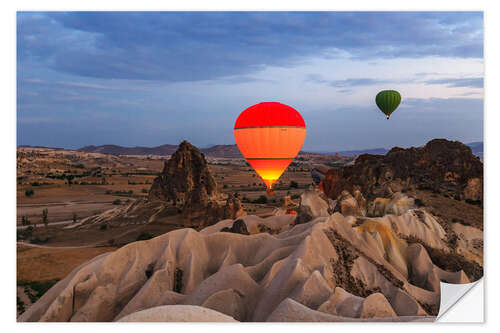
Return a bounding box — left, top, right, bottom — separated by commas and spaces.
375, 90, 401, 119
234, 102, 306, 193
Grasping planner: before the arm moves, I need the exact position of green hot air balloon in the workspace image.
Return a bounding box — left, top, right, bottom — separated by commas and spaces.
375, 90, 401, 119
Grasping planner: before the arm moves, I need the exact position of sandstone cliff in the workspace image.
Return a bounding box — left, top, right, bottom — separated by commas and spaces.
321, 139, 483, 204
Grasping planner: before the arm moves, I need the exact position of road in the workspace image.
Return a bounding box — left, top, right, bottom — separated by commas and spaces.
17, 219, 74, 230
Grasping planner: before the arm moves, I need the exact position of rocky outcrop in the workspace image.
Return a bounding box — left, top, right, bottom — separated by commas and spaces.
75, 141, 245, 229
321, 139, 483, 204
21, 208, 481, 322
149, 140, 218, 205
150, 141, 245, 228
359, 293, 397, 318
367, 192, 415, 217
117, 305, 237, 322
220, 219, 250, 235
280, 195, 295, 208
337, 191, 362, 217
183, 192, 246, 228
311, 164, 331, 185
463, 178, 482, 202
295, 188, 335, 224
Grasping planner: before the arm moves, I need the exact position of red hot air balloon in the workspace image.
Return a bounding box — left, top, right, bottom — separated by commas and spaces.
234, 102, 306, 193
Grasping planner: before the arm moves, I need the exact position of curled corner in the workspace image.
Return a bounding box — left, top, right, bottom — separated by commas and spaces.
437, 278, 483, 322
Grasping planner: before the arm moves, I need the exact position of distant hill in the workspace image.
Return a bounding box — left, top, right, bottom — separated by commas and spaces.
319, 141, 483, 158
466, 141, 483, 158
60, 140, 485, 159
79, 144, 179, 156
79, 143, 243, 158
333, 147, 389, 157
18, 145, 65, 150
200, 145, 243, 158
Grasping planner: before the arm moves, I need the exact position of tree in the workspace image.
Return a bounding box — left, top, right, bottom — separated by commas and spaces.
21, 216, 30, 226
42, 208, 48, 228
25, 189, 34, 197
290, 180, 299, 189
254, 195, 268, 204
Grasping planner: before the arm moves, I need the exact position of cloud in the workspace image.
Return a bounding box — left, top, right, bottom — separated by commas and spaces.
423, 77, 483, 88
402, 97, 483, 112
308, 75, 391, 87
17, 12, 483, 82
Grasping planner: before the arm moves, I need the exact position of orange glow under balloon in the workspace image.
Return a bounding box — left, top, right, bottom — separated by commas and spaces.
234, 102, 306, 190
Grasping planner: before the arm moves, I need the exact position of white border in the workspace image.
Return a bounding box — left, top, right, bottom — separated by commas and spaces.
3, 1, 497, 332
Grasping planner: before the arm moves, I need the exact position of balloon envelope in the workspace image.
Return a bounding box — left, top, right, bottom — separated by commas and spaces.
234, 102, 306, 190
375, 90, 401, 119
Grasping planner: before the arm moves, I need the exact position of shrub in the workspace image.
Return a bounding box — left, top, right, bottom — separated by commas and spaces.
141, 188, 148, 193
113, 199, 122, 205
20, 279, 59, 305
42, 208, 48, 227
253, 195, 268, 204
136, 232, 154, 241
17, 226, 33, 240
289, 180, 299, 188
31, 236, 49, 244
25, 189, 34, 197
291, 194, 300, 200
414, 198, 425, 207
100, 224, 108, 230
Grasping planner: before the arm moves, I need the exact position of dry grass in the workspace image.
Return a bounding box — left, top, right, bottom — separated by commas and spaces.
17, 245, 116, 282
408, 189, 483, 231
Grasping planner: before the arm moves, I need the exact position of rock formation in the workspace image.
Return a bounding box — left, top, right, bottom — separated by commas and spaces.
149, 140, 218, 205
74, 141, 244, 229
367, 192, 416, 217
20, 205, 481, 322
321, 139, 483, 204
295, 188, 335, 224
337, 190, 362, 217
21, 138, 483, 322
311, 164, 331, 185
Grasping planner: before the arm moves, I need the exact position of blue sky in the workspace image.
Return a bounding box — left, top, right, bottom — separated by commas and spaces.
17, 12, 483, 151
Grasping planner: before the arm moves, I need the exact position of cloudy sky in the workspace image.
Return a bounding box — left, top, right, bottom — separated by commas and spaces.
17, 12, 483, 152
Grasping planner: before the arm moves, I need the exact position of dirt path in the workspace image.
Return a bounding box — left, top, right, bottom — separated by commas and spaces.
16, 241, 97, 249
17, 220, 74, 230
17, 200, 115, 207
